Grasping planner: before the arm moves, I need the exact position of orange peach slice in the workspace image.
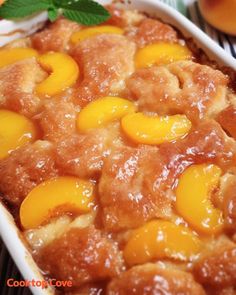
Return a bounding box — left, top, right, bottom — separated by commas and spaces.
0, 48, 38, 69
199, 0, 236, 35
135, 43, 192, 68
121, 112, 192, 145
70, 25, 124, 44
176, 164, 223, 235
20, 177, 95, 230
77, 96, 136, 132
0, 109, 37, 159
35, 52, 79, 96
124, 220, 202, 266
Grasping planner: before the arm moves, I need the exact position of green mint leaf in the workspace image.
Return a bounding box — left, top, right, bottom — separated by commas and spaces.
48, 7, 59, 22
0, 0, 51, 19
0, 0, 111, 26
54, 0, 110, 26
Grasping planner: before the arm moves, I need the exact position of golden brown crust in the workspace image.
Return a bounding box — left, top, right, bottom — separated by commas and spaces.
55, 129, 110, 179
219, 176, 236, 234
65, 282, 106, 295
126, 18, 178, 47
194, 245, 236, 288
99, 145, 170, 231
36, 226, 124, 288
159, 120, 236, 170
107, 264, 206, 295
205, 287, 236, 295
99, 120, 236, 231
217, 105, 236, 140
0, 58, 46, 117
38, 100, 77, 142
31, 18, 80, 53
125, 61, 228, 122
105, 5, 145, 28
0, 141, 58, 206
71, 34, 136, 106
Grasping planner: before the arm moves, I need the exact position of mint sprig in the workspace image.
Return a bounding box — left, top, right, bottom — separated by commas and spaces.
59, 0, 111, 26
0, 0, 51, 18
48, 6, 59, 22
0, 0, 110, 25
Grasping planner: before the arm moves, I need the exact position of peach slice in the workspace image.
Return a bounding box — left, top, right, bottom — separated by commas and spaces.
0, 48, 38, 69
77, 96, 136, 132
0, 109, 37, 159
124, 220, 202, 266
199, 0, 236, 35
135, 43, 192, 68
20, 177, 95, 230
121, 112, 192, 145
176, 164, 223, 235
70, 25, 124, 44
35, 52, 79, 96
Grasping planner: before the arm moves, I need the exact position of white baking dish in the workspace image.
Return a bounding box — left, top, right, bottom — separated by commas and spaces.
0, 1, 236, 295
0, 12, 47, 46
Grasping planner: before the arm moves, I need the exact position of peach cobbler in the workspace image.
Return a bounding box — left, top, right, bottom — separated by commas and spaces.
1, 4, 236, 295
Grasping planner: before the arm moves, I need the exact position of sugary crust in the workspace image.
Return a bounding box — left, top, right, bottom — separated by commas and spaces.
125, 61, 229, 122
107, 264, 206, 295
99, 145, 171, 231
31, 18, 80, 53
55, 129, 110, 179
194, 245, 236, 288
0, 58, 46, 117
99, 121, 236, 231
36, 226, 124, 288
38, 100, 77, 142
0, 141, 58, 206
71, 34, 136, 106
105, 5, 145, 28
217, 105, 236, 140
126, 18, 178, 47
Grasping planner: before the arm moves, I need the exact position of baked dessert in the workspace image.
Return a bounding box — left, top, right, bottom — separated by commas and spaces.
0, 4, 236, 295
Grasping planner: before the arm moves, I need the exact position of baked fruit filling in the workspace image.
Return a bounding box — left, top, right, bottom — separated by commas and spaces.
0, 4, 236, 295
